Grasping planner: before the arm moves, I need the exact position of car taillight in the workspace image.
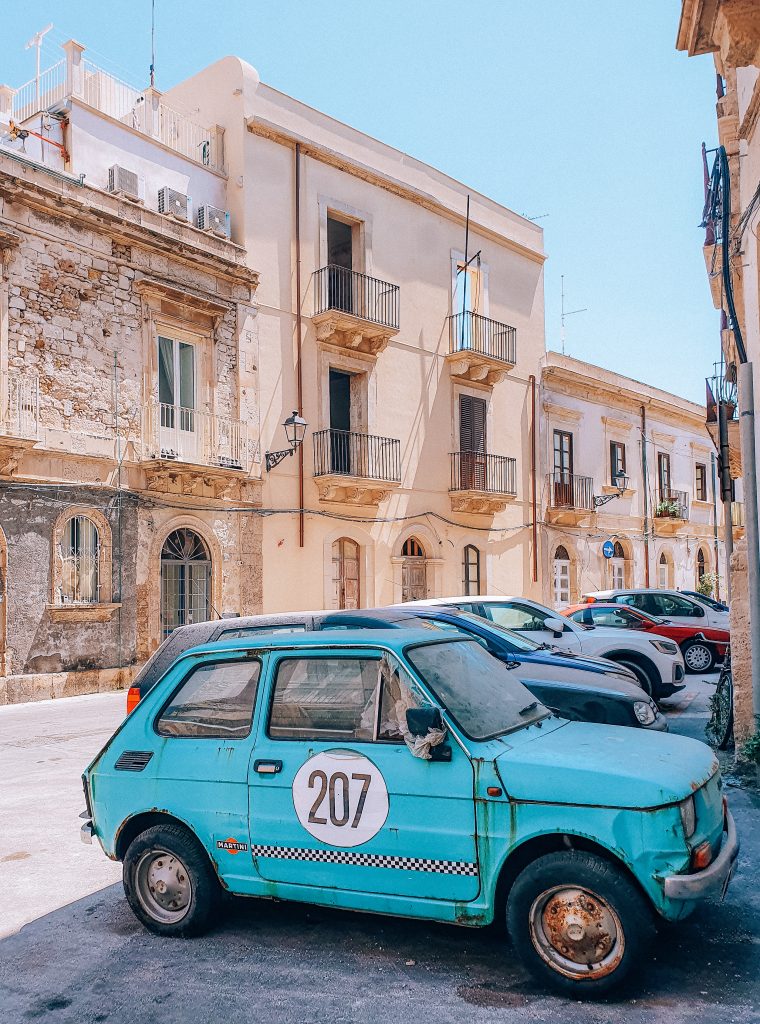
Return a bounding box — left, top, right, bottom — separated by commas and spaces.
691, 841, 713, 871
126, 686, 141, 714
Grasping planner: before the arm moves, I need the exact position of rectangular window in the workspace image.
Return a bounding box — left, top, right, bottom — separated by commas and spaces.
610, 441, 626, 485
157, 660, 261, 738
553, 430, 573, 476
657, 452, 671, 496
459, 395, 487, 491
696, 462, 707, 501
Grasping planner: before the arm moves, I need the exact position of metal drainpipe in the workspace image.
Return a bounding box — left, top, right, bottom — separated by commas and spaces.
710, 452, 722, 601
529, 374, 538, 584
640, 404, 650, 587
295, 143, 304, 547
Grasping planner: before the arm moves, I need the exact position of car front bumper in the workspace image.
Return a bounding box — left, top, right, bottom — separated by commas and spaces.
663, 809, 739, 900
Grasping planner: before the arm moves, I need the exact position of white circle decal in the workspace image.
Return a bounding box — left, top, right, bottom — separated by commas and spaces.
292, 750, 389, 848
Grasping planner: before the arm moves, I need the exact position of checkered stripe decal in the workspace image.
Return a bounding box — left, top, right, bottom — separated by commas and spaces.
250, 844, 478, 876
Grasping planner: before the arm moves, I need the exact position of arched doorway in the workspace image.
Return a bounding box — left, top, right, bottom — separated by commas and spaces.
696, 547, 707, 585
552, 544, 572, 607
401, 537, 427, 602
332, 537, 360, 609
609, 540, 626, 590
658, 551, 673, 589
160, 528, 212, 638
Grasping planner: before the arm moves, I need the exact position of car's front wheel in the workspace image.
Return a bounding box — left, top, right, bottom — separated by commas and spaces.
123, 823, 220, 936
507, 850, 654, 996
681, 639, 715, 674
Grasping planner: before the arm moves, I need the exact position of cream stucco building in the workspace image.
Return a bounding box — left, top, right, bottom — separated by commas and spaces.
540, 353, 730, 610
0, 39, 545, 701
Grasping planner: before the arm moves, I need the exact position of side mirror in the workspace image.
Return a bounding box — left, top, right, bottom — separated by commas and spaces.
406, 707, 443, 737
544, 617, 565, 636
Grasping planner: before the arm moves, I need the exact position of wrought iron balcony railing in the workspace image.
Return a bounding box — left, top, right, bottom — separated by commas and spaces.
3, 372, 39, 439
146, 401, 256, 471
448, 311, 516, 365
313, 428, 401, 482
450, 451, 517, 495
547, 472, 594, 511
655, 488, 689, 521
313, 265, 400, 330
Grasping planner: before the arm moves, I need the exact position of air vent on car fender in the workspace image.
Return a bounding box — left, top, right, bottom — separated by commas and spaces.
115, 750, 154, 772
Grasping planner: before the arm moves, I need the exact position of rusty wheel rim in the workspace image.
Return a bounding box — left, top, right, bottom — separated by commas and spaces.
135, 848, 192, 925
528, 885, 625, 980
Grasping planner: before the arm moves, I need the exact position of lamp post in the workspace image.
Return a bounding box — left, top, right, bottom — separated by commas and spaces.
593, 471, 629, 508
265, 411, 307, 472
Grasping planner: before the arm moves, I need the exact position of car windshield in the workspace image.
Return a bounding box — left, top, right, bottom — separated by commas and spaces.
442, 611, 543, 651
406, 639, 549, 740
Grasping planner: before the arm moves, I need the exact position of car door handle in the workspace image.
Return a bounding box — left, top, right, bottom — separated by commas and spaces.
254, 759, 283, 775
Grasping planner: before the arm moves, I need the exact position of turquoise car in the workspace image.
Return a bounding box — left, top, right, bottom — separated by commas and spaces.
81, 631, 738, 995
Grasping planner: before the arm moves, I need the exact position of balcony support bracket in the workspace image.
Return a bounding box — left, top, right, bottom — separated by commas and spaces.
449, 491, 512, 515
0, 436, 37, 477
312, 311, 396, 356
315, 474, 398, 506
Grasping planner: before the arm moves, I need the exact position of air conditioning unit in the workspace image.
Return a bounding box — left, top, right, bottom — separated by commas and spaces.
196, 204, 230, 238
158, 186, 190, 222
107, 164, 141, 201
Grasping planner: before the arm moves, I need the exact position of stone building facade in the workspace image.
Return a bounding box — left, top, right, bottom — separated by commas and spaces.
677, 0, 760, 740
539, 352, 730, 608
0, 101, 260, 701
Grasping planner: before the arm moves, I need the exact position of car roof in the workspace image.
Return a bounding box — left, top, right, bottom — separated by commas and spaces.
178, 628, 469, 657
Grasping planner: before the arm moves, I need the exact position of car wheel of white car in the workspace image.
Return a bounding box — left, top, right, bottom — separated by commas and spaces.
682, 641, 715, 674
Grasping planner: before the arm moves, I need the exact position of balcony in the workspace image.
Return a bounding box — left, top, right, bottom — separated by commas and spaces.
449, 451, 517, 514
313, 428, 401, 505
143, 401, 260, 501
706, 370, 742, 477
654, 489, 689, 535
0, 372, 39, 477
545, 472, 594, 525
312, 266, 400, 355
445, 312, 516, 386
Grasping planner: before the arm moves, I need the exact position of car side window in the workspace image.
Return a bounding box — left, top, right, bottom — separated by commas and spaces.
590, 608, 634, 627
486, 603, 551, 632
218, 624, 307, 639
269, 656, 382, 741
656, 595, 704, 618
157, 659, 261, 738
618, 593, 656, 616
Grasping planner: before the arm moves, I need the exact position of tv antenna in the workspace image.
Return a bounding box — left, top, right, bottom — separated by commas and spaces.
25, 24, 53, 113
560, 274, 587, 355
150, 0, 156, 87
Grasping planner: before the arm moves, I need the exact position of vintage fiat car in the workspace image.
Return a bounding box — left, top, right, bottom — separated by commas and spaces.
81, 631, 738, 995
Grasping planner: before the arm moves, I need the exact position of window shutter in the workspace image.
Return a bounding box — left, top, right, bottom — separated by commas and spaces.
460, 395, 486, 452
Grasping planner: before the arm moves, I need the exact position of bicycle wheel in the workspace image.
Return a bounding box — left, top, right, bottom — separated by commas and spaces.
713, 657, 734, 751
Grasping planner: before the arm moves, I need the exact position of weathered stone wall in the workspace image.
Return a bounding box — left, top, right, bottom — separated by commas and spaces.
729, 538, 755, 743
0, 484, 139, 678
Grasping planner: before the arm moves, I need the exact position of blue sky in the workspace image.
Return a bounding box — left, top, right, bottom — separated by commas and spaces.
3, 1, 719, 403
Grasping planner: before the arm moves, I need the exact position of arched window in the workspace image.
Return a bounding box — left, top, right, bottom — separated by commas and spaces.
658, 552, 671, 589
553, 545, 571, 606
697, 547, 707, 582
161, 528, 211, 638
401, 537, 426, 602
463, 544, 481, 596
610, 540, 626, 589
60, 515, 100, 604
332, 537, 360, 609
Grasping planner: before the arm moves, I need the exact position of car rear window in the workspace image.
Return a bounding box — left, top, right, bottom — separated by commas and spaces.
157, 659, 261, 738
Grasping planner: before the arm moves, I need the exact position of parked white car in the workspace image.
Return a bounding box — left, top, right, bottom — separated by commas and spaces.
584, 589, 730, 631
403, 596, 686, 699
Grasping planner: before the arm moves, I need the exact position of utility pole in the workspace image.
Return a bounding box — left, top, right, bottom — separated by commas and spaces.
560, 275, 586, 355
25, 24, 53, 113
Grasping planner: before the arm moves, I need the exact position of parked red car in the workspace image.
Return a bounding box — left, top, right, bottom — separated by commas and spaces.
563, 603, 729, 674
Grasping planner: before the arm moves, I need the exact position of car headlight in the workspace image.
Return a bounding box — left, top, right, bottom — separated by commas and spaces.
650, 639, 678, 655
679, 795, 697, 838
633, 700, 656, 725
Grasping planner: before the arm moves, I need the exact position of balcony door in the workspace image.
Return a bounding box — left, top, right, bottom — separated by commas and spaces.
329, 369, 352, 474
553, 430, 574, 507
332, 537, 360, 609
327, 216, 354, 315
657, 453, 671, 498
160, 528, 211, 639
158, 336, 197, 462
459, 394, 487, 490
452, 260, 480, 351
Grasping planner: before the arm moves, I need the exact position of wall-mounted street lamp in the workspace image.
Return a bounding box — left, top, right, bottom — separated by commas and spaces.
593, 470, 629, 508
265, 410, 308, 472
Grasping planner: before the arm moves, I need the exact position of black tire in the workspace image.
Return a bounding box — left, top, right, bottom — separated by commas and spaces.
612, 658, 655, 698
714, 668, 734, 750
123, 824, 220, 937
681, 640, 715, 674
506, 850, 655, 996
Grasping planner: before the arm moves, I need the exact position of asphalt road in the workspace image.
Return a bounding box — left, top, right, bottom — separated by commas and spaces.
1, 676, 758, 1024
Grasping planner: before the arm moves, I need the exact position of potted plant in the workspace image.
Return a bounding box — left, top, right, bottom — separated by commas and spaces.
654, 498, 681, 519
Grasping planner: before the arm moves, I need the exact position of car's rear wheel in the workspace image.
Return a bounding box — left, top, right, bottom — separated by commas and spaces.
681, 640, 715, 674
507, 851, 654, 996
123, 824, 220, 936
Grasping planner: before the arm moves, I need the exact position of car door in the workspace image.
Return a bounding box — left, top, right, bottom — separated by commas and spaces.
480, 601, 583, 652
248, 647, 480, 902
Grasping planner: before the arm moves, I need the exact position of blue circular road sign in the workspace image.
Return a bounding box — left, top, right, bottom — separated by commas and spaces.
602, 540, 615, 559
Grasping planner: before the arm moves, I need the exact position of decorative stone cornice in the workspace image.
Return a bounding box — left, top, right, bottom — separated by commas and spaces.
601, 415, 635, 433
141, 461, 263, 504
312, 311, 396, 356
449, 491, 512, 515
315, 474, 399, 505
45, 602, 121, 623
543, 401, 583, 423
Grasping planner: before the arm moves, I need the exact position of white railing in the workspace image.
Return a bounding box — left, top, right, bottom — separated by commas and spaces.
146, 402, 257, 472
4, 372, 40, 439
12, 60, 66, 122
80, 59, 143, 125
158, 99, 223, 172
